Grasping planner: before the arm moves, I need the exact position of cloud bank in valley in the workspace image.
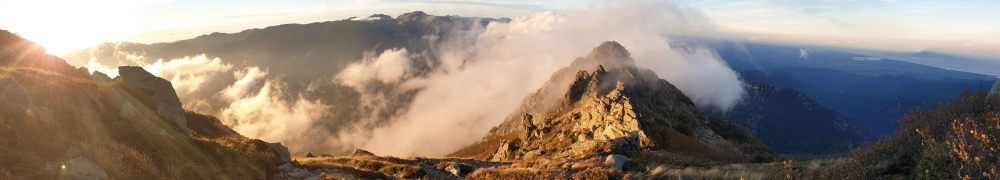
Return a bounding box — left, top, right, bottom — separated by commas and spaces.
334, 0, 745, 157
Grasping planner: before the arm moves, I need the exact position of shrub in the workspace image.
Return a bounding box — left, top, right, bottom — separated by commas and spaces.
824, 91, 1000, 179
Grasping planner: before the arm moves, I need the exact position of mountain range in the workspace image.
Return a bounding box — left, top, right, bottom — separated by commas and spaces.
709, 41, 996, 137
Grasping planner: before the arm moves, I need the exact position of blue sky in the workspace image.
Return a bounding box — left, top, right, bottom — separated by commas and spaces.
0, 0, 997, 58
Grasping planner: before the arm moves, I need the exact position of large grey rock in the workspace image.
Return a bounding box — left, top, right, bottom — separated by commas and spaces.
490, 139, 520, 162
116, 66, 191, 135
437, 162, 474, 176
352, 149, 376, 157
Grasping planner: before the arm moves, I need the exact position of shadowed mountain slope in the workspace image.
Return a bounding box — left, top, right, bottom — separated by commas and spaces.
718, 79, 872, 154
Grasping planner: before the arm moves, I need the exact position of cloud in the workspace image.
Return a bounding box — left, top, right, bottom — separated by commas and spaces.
336, 48, 414, 88
221, 67, 268, 101
143, 55, 233, 96
799, 48, 811, 60
334, 0, 745, 157
219, 71, 332, 154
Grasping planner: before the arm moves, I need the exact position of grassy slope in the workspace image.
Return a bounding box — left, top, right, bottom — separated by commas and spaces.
0, 30, 282, 179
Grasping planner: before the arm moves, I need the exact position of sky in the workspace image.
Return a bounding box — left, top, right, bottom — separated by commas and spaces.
0, 0, 997, 58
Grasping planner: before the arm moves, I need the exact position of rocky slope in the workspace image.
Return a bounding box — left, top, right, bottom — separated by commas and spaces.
451, 41, 774, 163
0, 30, 307, 179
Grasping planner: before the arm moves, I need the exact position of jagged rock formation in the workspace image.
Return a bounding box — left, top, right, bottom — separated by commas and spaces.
117, 66, 191, 135
451, 41, 774, 162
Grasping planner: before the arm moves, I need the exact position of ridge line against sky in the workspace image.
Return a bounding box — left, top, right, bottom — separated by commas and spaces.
0, 0, 997, 59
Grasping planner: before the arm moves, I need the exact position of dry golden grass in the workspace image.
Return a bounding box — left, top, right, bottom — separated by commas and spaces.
297, 156, 426, 179
466, 167, 555, 179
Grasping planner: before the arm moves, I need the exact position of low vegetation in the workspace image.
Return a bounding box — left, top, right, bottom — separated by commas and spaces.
802, 91, 1000, 179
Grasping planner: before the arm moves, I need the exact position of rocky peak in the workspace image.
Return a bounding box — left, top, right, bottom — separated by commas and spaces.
565, 41, 636, 72
587, 41, 634, 67
451, 41, 773, 162
368, 14, 393, 20
396, 11, 431, 24
116, 66, 191, 135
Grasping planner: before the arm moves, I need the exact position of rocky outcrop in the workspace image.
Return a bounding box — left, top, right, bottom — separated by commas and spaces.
352, 149, 376, 157
116, 66, 191, 135
451, 41, 774, 162
604, 154, 628, 170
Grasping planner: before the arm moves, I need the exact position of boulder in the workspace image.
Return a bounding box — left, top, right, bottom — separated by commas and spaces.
490, 139, 520, 161
604, 154, 628, 170
352, 149, 376, 157
437, 162, 474, 176
116, 66, 191, 135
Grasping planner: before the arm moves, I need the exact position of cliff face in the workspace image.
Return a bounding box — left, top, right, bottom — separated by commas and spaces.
0, 30, 299, 179
451, 41, 774, 162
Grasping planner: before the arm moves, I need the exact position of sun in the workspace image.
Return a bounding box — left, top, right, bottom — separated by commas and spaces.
0, 1, 144, 56
13, 28, 115, 56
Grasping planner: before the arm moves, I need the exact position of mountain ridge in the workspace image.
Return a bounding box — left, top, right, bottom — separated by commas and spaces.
451, 41, 774, 163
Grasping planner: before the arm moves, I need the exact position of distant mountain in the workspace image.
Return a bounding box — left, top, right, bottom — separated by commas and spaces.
713, 42, 996, 81
709, 42, 995, 136
860, 50, 1000, 77
716, 78, 872, 154
0, 30, 307, 179
452, 42, 774, 163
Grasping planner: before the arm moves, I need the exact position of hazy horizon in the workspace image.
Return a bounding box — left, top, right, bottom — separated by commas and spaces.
1, 0, 998, 61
